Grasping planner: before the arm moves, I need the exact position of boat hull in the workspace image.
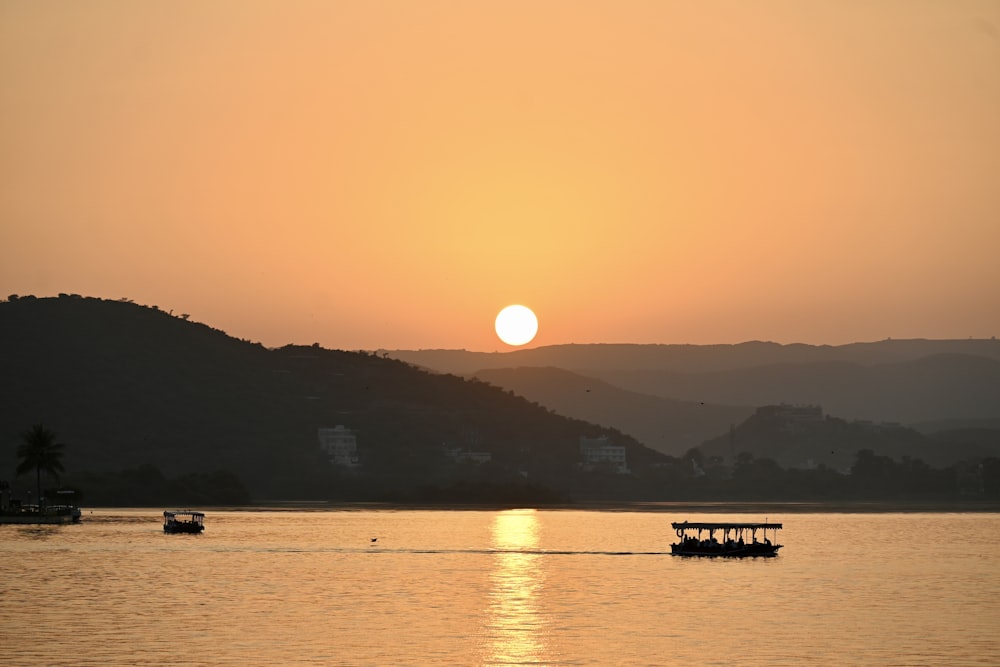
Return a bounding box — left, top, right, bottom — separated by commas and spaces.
0, 509, 81, 525
163, 523, 204, 534
670, 520, 784, 558
670, 543, 781, 558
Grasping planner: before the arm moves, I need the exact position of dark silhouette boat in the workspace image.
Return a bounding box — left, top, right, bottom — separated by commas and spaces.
671, 521, 782, 557
163, 510, 205, 534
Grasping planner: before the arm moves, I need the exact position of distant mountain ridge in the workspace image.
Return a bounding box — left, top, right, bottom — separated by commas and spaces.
391, 341, 1000, 426
389, 339, 1000, 374
596, 354, 1000, 424
473, 367, 753, 456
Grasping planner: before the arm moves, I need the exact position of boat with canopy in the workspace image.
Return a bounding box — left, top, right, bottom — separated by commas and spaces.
671, 521, 782, 557
163, 510, 205, 534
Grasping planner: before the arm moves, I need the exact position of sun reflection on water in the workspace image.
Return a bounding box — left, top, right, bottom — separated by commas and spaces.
483, 509, 547, 666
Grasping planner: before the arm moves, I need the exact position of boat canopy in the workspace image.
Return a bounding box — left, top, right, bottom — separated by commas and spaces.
164, 510, 205, 518
672, 522, 781, 530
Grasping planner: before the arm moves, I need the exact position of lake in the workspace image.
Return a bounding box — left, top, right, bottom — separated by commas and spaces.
2, 508, 998, 666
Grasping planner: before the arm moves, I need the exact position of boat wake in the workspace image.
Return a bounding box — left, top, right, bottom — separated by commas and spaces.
343, 547, 671, 556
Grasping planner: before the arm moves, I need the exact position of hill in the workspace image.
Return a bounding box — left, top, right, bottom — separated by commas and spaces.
697, 405, 1000, 471
0, 295, 666, 501
390, 341, 1000, 426
470, 366, 1000, 471
473, 366, 753, 456
389, 339, 1000, 375
596, 355, 1000, 424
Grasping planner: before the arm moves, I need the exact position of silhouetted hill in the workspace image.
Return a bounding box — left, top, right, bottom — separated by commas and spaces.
0, 296, 667, 501
473, 367, 753, 456
598, 355, 1000, 424
697, 406, 1000, 471
390, 341, 1000, 425
390, 339, 1000, 374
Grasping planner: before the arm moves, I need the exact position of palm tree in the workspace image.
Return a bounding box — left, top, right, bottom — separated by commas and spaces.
16, 424, 65, 511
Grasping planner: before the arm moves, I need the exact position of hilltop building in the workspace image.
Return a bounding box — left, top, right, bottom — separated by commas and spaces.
318, 425, 360, 468
579, 435, 630, 474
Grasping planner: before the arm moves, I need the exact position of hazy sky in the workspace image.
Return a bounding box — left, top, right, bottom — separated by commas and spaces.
2, 1, 998, 351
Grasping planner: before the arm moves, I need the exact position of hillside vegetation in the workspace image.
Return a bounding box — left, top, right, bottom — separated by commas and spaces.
0, 295, 662, 502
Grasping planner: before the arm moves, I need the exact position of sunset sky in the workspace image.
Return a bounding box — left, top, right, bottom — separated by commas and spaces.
2, 1, 998, 351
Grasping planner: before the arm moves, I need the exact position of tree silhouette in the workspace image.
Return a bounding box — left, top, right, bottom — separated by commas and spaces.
16, 424, 65, 510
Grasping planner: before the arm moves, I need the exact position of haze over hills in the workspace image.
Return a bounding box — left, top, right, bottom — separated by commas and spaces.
389, 339, 1000, 375
473, 367, 754, 456
597, 355, 1000, 425
391, 341, 1000, 427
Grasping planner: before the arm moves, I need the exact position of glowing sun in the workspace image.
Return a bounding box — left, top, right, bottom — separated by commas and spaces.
495, 305, 538, 346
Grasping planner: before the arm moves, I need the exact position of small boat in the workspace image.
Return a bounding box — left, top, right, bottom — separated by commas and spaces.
671, 521, 782, 557
0, 504, 81, 525
1, 486, 82, 524
163, 510, 205, 534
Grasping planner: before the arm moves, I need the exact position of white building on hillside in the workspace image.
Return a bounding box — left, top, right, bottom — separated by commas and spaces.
318, 425, 360, 468
579, 435, 630, 474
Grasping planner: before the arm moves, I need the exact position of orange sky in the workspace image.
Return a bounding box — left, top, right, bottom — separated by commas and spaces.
2, 1, 998, 351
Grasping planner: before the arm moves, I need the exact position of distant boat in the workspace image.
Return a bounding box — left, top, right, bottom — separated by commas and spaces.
163, 510, 205, 534
0, 504, 81, 525
670, 521, 782, 557
0, 485, 81, 524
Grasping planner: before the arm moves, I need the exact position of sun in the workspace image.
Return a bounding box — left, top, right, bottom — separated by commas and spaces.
495, 305, 538, 346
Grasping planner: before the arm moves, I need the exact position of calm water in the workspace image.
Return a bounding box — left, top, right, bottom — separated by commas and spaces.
2, 508, 998, 666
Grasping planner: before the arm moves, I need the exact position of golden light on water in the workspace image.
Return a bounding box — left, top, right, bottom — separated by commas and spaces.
483, 509, 546, 665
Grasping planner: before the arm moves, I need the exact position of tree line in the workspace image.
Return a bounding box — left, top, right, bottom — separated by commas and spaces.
636, 448, 998, 501
8, 424, 998, 506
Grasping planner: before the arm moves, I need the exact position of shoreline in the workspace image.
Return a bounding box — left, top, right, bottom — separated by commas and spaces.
75, 499, 1000, 514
